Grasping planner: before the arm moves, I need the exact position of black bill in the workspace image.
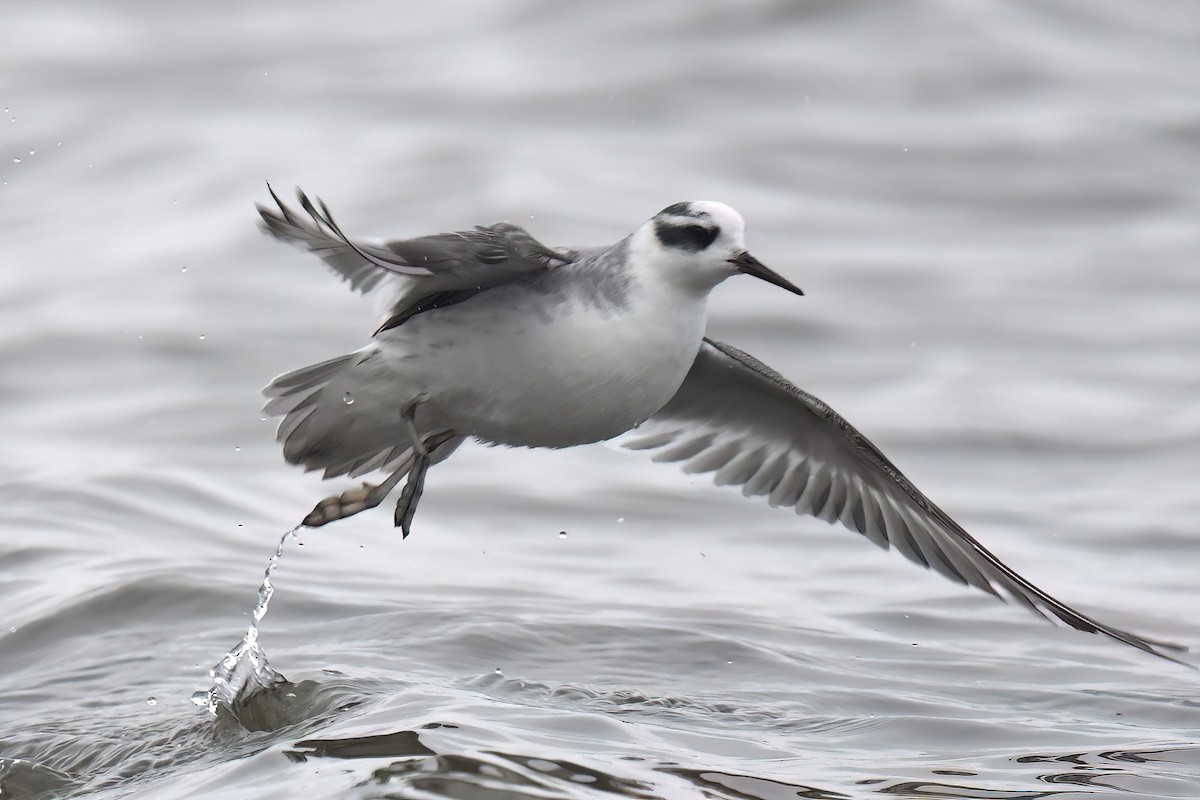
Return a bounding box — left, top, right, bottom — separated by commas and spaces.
728, 251, 803, 296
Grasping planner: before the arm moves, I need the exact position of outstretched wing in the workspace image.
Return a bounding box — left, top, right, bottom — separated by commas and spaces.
624, 338, 1188, 665
256, 186, 577, 331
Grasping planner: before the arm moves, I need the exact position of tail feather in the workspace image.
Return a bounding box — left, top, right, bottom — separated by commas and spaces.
348, 445, 402, 478
265, 353, 358, 397
263, 348, 411, 478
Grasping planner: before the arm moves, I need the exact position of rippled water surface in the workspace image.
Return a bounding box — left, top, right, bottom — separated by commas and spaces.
2, 1, 1198, 797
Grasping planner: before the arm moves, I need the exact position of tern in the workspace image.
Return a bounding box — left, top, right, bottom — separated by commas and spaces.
256, 187, 1186, 665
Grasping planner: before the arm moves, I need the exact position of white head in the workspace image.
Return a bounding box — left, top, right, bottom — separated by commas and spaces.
629, 201, 803, 297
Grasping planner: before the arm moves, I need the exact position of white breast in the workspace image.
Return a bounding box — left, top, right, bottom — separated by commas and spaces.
381, 272, 709, 448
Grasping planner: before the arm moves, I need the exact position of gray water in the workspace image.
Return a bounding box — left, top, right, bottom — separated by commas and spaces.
2, 1, 1199, 797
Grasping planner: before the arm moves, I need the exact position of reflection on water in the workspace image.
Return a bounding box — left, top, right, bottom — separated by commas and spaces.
273, 724, 1200, 800
876, 781, 1060, 799
289, 728, 663, 799
662, 767, 851, 800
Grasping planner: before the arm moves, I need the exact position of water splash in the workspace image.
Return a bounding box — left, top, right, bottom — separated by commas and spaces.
191, 527, 298, 715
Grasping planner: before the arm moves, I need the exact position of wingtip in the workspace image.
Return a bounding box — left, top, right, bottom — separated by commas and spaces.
257, 181, 303, 231
1140, 642, 1194, 669
296, 187, 319, 220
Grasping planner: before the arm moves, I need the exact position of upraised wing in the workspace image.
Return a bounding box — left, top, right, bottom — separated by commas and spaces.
257, 186, 576, 332
625, 338, 1188, 665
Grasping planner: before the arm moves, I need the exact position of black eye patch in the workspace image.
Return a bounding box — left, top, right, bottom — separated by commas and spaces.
655, 220, 719, 252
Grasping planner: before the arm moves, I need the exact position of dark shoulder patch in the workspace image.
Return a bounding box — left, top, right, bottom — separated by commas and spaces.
655, 220, 719, 252
374, 289, 482, 335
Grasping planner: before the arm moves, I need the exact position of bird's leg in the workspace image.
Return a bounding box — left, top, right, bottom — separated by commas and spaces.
301, 461, 410, 528
394, 402, 430, 538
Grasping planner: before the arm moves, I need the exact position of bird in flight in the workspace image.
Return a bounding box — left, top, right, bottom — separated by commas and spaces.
256, 187, 1187, 666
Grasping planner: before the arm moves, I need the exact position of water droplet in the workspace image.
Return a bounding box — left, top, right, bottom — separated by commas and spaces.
616, 517, 625, 523
494, 667, 502, 675
189, 690, 211, 707
147, 697, 157, 705
198, 334, 206, 341
233, 445, 241, 452
12, 157, 19, 164
558, 531, 567, 539
180, 266, 188, 273
343, 392, 355, 405
57, 141, 62, 147
28, 150, 34, 156
8, 627, 15, 633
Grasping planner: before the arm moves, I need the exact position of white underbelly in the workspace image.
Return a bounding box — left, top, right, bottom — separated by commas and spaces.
382, 294, 706, 447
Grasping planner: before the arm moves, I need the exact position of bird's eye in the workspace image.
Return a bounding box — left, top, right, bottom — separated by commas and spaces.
654, 221, 720, 252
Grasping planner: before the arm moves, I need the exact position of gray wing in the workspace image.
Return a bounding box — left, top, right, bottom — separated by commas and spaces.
625, 338, 1188, 665
256, 186, 577, 326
